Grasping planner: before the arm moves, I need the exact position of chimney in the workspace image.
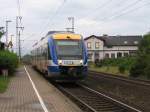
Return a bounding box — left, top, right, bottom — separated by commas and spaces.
103, 34, 108, 37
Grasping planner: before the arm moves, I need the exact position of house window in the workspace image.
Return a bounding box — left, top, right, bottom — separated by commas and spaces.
124, 53, 128, 57
95, 52, 99, 60
117, 52, 122, 58
129, 51, 137, 56
95, 42, 100, 49
124, 41, 128, 44
134, 41, 138, 44
105, 53, 109, 58
88, 53, 92, 59
111, 53, 115, 58
87, 42, 91, 49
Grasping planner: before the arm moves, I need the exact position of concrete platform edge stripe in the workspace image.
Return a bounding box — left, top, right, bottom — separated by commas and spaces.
24, 66, 49, 112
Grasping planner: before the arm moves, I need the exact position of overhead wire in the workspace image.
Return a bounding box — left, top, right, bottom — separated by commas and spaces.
78, 0, 130, 27
75, 0, 149, 37
90, 0, 113, 13
96, 0, 130, 20
23, 0, 149, 43
77, 0, 146, 25
24, 0, 67, 42
93, 0, 143, 21
90, 0, 150, 35
38, 0, 67, 37
80, 0, 114, 20
109, 1, 150, 20
103, 0, 143, 20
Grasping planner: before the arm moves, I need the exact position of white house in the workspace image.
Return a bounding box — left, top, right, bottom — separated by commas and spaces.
84, 35, 142, 62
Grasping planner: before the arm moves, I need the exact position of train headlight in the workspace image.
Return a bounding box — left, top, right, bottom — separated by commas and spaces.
58, 60, 62, 65
80, 60, 83, 65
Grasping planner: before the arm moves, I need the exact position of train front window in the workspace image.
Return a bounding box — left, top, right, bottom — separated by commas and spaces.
55, 40, 83, 59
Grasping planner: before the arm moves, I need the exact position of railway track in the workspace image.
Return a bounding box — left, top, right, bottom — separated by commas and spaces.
56, 83, 142, 112
89, 71, 150, 87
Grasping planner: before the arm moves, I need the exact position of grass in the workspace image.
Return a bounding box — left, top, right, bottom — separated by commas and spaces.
0, 75, 10, 93
89, 63, 129, 77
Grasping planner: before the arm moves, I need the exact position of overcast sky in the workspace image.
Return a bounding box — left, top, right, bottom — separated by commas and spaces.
0, 0, 150, 55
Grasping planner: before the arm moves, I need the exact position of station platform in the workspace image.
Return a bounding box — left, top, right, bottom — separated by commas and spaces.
0, 66, 82, 112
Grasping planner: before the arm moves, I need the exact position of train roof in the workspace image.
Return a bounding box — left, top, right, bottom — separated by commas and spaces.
32, 31, 82, 49
46, 31, 82, 40
46, 31, 73, 36
53, 33, 82, 40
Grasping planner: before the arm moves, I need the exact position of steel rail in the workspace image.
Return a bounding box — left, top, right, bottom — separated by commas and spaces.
58, 85, 97, 112
56, 83, 142, 112
79, 84, 142, 112
89, 71, 150, 87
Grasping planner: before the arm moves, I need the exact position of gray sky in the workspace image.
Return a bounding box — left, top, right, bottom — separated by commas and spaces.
0, 0, 150, 54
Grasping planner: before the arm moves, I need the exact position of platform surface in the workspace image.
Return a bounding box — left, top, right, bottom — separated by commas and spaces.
0, 66, 82, 112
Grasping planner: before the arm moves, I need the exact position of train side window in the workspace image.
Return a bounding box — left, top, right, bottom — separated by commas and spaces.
43, 47, 47, 60
48, 44, 51, 60
43, 47, 47, 59
42, 47, 45, 60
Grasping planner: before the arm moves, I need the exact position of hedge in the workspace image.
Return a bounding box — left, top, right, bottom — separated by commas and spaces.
0, 50, 18, 74
95, 57, 135, 70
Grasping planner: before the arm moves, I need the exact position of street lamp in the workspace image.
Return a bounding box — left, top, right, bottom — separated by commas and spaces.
6, 20, 12, 44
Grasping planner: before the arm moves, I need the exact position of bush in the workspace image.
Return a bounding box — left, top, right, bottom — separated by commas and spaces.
95, 57, 135, 71
119, 64, 126, 73
144, 65, 150, 79
130, 56, 147, 77
0, 50, 18, 74
130, 33, 150, 78
94, 59, 103, 67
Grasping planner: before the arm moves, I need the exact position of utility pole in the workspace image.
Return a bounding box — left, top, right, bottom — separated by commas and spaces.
18, 31, 21, 61
16, 16, 18, 54
16, 16, 24, 62
17, 27, 24, 62
10, 34, 14, 52
68, 17, 75, 33
5, 20, 12, 45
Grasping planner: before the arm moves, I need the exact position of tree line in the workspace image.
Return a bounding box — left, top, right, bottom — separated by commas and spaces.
0, 30, 18, 75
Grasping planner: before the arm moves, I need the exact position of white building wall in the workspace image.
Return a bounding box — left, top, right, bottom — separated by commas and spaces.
84, 37, 104, 50
103, 46, 138, 51
103, 46, 138, 58
103, 51, 129, 58
85, 37, 104, 61
84, 37, 139, 62
99, 52, 104, 60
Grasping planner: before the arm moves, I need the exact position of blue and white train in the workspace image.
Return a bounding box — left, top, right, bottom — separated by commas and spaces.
31, 31, 88, 81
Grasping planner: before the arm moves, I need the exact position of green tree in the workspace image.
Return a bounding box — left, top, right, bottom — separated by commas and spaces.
130, 33, 150, 78
0, 50, 18, 74
0, 27, 4, 39
0, 27, 5, 50
0, 32, 3, 39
